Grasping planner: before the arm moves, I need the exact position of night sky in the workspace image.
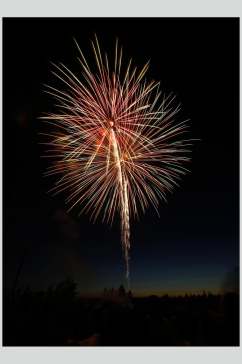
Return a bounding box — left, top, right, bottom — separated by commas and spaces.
3, 18, 239, 296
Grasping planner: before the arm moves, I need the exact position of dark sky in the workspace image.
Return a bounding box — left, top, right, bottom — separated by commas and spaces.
3, 18, 239, 296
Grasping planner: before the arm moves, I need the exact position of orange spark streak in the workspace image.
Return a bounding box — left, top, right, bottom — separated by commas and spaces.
111, 128, 130, 280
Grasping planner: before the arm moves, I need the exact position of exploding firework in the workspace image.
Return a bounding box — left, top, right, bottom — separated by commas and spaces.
41, 35, 191, 285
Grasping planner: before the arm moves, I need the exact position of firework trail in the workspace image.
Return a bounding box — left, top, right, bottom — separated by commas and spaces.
41, 35, 191, 285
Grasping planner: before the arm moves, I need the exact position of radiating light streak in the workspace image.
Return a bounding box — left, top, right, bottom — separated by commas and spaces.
41, 35, 192, 285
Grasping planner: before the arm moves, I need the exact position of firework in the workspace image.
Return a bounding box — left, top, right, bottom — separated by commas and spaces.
41, 35, 191, 285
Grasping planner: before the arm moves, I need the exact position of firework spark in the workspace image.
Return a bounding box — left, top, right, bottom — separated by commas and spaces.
41, 35, 191, 285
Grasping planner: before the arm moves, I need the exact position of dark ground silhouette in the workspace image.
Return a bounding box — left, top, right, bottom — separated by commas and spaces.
3, 279, 239, 346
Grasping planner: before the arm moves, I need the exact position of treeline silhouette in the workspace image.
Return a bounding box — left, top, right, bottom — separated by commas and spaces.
3, 278, 239, 346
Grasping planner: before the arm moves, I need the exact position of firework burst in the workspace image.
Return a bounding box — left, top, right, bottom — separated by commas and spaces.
41, 35, 192, 285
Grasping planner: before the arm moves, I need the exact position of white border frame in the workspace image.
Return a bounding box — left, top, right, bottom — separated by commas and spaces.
0, 1, 241, 363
